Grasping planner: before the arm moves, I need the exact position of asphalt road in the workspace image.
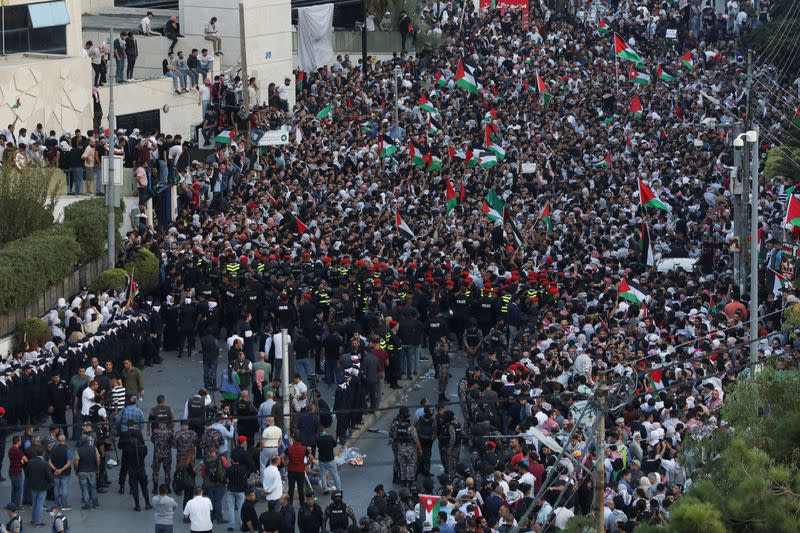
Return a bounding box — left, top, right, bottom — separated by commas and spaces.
0, 347, 465, 531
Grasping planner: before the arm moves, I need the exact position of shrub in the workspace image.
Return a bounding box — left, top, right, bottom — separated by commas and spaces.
0, 226, 82, 314
63, 198, 123, 264
16, 317, 50, 349
91, 268, 130, 293
0, 164, 57, 245
123, 248, 160, 295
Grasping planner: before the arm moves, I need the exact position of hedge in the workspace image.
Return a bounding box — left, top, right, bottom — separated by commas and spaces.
16, 317, 49, 349
91, 268, 130, 293
0, 226, 82, 313
63, 199, 123, 265
123, 248, 160, 295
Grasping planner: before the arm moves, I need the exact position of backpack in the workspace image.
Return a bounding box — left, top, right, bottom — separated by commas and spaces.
205, 457, 227, 484
172, 468, 186, 493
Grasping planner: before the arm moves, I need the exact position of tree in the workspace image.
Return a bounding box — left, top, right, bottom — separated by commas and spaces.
670, 369, 800, 533
764, 146, 800, 182
0, 163, 57, 245
743, 1, 800, 83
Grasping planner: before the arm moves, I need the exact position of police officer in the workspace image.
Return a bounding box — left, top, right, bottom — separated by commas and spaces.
414, 406, 437, 476
463, 318, 484, 365
383, 320, 402, 390
436, 409, 461, 479
46, 374, 69, 439
177, 292, 198, 358
125, 433, 151, 511
150, 422, 174, 494
173, 420, 197, 466
273, 292, 298, 334
184, 388, 209, 437
424, 306, 450, 362
432, 335, 451, 402
221, 277, 242, 338
324, 491, 356, 531
390, 407, 421, 487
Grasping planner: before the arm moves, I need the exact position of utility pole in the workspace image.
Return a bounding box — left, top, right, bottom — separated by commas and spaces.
749, 126, 760, 374
745, 49, 754, 130
732, 121, 745, 295
393, 65, 401, 132
238, 1, 251, 149
107, 28, 117, 268
281, 328, 291, 431
594, 372, 606, 533
361, 0, 369, 75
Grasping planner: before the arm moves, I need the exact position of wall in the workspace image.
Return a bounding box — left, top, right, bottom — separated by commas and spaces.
241, 0, 293, 107
2, 0, 84, 56
180, 0, 241, 67
0, 54, 92, 135
96, 77, 203, 138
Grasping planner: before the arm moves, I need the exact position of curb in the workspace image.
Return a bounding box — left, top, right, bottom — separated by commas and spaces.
346, 358, 434, 444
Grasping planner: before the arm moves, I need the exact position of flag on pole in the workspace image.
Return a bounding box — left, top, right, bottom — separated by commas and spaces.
657, 65, 675, 82
420, 495, 442, 527
625, 133, 633, 154
629, 93, 643, 118
614, 34, 644, 64
535, 71, 551, 107
680, 51, 694, 71
618, 277, 648, 304
641, 221, 654, 266
768, 267, 792, 295
454, 58, 479, 94
783, 194, 800, 228
427, 116, 443, 136
484, 124, 506, 160
379, 135, 398, 158
504, 211, 525, 249
395, 210, 416, 240
410, 141, 427, 168
124, 270, 138, 299
214, 130, 234, 144
434, 71, 448, 87
266, 191, 279, 206
629, 67, 651, 85
593, 153, 612, 167
638, 178, 671, 212
598, 18, 609, 35
537, 203, 553, 235
420, 95, 439, 115
645, 369, 664, 393
296, 70, 305, 90
360, 121, 377, 132
445, 178, 458, 214
315, 104, 333, 120
295, 218, 309, 234
448, 145, 466, 161
477, 151, 498, 168
791, 106, 800, 128
482, 189, 504, 222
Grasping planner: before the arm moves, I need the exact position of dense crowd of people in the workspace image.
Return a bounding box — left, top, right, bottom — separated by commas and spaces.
2, 0, 800, 531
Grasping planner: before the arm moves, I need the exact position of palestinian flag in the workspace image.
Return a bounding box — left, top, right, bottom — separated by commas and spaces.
593, 153, 612, 167
505, 211, 525, 249
295, 218, 309, 234
296, 70, 305, 90
536, 71, 551, 107
420, 495, 442, 527
410, 141, 427, 169
484, 124, 505, 160
434, 71, 448, 87
466, 147, 479, 168
266, 191, 279, 206
10, 98, 21, 109
629, 67, 651, 85
478, 152, 498, 168
625, 133, 633, 154
124, 272, 138, 299
680, 51, 694, 71
482, 189, 505, 222
315, 104, 333, 120
395, 210, 416, 240
618, 277, 648, 304
455, 58, 479, 94
537, 203, 553, 235
645, 369, 664, 393
768, 267, 792, 295
427, 116, 443, 136
445, 178, 458, 214
784, 194, 800, 228
705, 50, 721, 63
657, 65, 675, 82
360, 121, 377, 132
614, 34, 644, 64
484, 109, 498, 122
641, 220, 655, 266
598, 18, 609, 35
638, 178, 671, 212
448, 145, 466, 161
379, 135, 398, 158
420, 95, 438, 115
214, 130, 234, 144
629, 94, 643, 118
427, 155, 442, 171
791, 106, 800, 128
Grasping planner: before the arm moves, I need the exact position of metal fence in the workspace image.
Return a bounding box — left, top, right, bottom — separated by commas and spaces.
0, 257, 107, 339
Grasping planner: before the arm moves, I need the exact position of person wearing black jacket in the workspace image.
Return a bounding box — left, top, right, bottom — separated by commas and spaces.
148, 300, 164, 364
187, 48, 200, 89
47, 374, 70, 439
279, 493, 295, 533
200, 330, 219, 390
177, 294, 198, 358
125, 32, 138, 80
125, 433, 152, 511
26, 450, 53, 526
298, 492, 323, 533
241, 488, 260, 532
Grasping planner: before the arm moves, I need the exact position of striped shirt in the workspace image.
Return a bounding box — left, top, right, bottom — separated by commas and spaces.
7, 445, 25, 477
110, 386, 127, 411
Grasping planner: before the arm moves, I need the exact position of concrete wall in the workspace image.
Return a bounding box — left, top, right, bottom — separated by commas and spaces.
241, 0, 293, 107
96, 77, 203, 138
181, 0, 241, 66
292, 30, 402, 55
0, 54, 92, 134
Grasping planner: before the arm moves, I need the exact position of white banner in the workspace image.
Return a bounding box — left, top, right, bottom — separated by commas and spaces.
297, 4, 335, 73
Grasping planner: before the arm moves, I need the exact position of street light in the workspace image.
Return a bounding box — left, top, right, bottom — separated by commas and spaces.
393, 65, 401, 130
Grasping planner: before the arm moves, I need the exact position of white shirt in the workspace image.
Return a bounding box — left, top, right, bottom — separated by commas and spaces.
141, 16, 152, 33
183, 496, 214, 530
278, 83, 290, 102
261, 424, 283, 447
199, 84, 211, 102
168, 144, 182, 165
262, 464, 283, 500
85, 365, 100, 379
81, 387, 97, 415
272, 333, 291, 359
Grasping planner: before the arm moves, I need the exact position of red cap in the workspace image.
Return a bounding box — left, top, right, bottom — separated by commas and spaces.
0, 407, 5, 415
390, 319, 398, 326
487, 441, 497, 449
342, 257, 351, 264
303, 294, 312, 299
323, 257, 332, 263
302, 253, 311, 259
237, 436, 247, 443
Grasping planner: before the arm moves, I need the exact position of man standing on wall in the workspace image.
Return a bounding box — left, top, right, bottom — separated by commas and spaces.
113, 31, 127, 83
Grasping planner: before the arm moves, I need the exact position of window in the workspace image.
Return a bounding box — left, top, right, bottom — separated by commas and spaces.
116, 109, 161, 137
1, 2, 68, 55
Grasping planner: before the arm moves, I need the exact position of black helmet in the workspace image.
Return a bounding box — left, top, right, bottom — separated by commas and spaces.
332, 490, 343, 500
398, 487, 411, 499
367, 505, 380, 520
387, 490, 398, 503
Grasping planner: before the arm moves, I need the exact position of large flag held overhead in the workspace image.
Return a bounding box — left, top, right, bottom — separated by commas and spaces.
445, 178, 458, 214
593, 153, 612, 167
409, 141, 427, 168
454, 58, 479, 94
420, 95, 438, 115
214, 130, 234, 144
598, 18, 609, 35
638, 178, 671, 212
618, 277, 648, 304
504, 211, 525, 249
645, 369, 664, 393
420, 495, 442, 527
478, 151, 498, 168
680, 51, 694, 71
395, 210, 416, 240
535, 71, 551, 107
629, 94, 643, 118
295, 218, 309, 234
641, 221, 655, 266
657, 65, 675, 82
614, 34, 644, 64
629, 66, 651, 85
448, 145, 466, 161
537, 203, 553, 235
379, 135, 398, 157
484, 124, 506, 160
482, 189, 504, 222
784, 194, 800, 228
315, 104, 333, 120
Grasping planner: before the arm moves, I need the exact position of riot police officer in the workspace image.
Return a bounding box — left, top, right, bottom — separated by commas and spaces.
324, 490, 356, 531
414, 406, 437, 476
390, 407, 421, 487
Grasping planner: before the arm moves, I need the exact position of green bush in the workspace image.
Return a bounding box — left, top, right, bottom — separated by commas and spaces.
16, 317, 50, 349
123, 248, 160, 295
91, 268, 130, 292
63, 198, 123, 264
0, 226, 82, 313
0, 164, 57, 246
